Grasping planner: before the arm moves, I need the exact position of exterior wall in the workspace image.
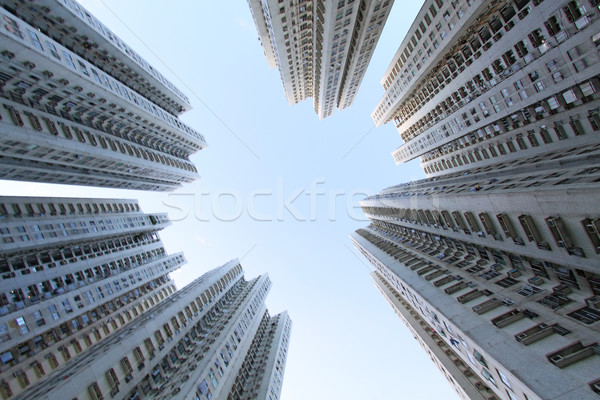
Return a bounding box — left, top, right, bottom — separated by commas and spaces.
5, 259, 290, 400
352, 227, 600, 400
231, 311, 291, 400
361, 149, 600, 274
247, 0, 278, 69
354, 149, 600, 397
0, 204, 291, 400
372, 0, 600, 178
248, 0, 394, 119
372, 0, 486, 126
1, 0, 190, 114
0, 2, 204, 191
8, 260, 245, 400
371, 271, 485, 400
248, 0, 315, 105
0, 196, 183, 399
336, 0, 393, 110
360, 3, 600, 395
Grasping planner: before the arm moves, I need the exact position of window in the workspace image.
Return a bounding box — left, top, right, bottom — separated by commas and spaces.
62, 299, 73, 313
16, 317, 28, 334
496, 276, 519, 288
88, 382, 103, 400
77, 60, 89, 76
582, 218, 600, 253
121, 356, 133, 376
473, 349, 488, 367
48, 305, 59, 320
32, 361, 45, 378
208, 368, 218, 388
567, 306, 600, 325
106, 368, 119, 393
3, 14, 23, 39
133, 346, 145, 364
497, 369, 512, 388
63, 51, 76, 69
540, 127, 553, 143
527, 131, 539, 147
33, 310, 45, 327
516, 285, 542, 297
198, 379, 209, 395
481, 368, 497, 386
27, 30, 43, 51
14, 370, 29, 388
91, 69, 102, 84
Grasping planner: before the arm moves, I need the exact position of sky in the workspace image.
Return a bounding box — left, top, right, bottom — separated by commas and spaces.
2, 1, 462, 399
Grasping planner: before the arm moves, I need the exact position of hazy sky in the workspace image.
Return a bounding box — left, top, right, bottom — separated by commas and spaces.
2, 1, 461, 399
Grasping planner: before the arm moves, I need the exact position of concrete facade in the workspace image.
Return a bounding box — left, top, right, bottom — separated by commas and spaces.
247, 0, 395, 119
0, 196, 183, 399
0, 197, 291, 400
0, 0, 205, 191
352, 222, 600, 400
357, 0, 600, 399
372, 0, 600, 176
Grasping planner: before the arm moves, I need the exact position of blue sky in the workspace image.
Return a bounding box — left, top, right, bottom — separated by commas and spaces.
2, 1, 461, 399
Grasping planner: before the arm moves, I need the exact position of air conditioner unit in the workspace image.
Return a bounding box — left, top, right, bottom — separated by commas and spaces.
516, 333, 528, 340
537, 241, 551, 250
508, 269, 522, 278
550, 355, 563, 363
585, 223, 597, 234
586, 296, 600, 310
528, 276, 544, 285
501, 298, 514, 306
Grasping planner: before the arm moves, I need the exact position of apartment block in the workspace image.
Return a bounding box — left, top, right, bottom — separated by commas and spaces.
357, 0, 600, 399
353, 205, 600, 399
248, 0, 394, 119
372, 0, 600, 176
0, 197, 291, 400
0, 196, 184, 398
0, 0, 205, 191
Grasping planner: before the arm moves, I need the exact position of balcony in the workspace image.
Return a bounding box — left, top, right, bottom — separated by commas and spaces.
457, 289, 484, 304
416, 265, 437, 276
472, 297, 501, 315
515, 323, 555, 345
434, 275, 456, 287
546, 217, 585, 257
547, 341, 600, 369
586, 296, 600, 310
445, 281, 469, 294
492, 309, 525, 328
424, 270, 445, 281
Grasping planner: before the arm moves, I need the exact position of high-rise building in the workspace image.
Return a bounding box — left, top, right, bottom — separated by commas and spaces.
247, 0, 395, 119
355, 0, 600, 399
371, 0, 600, 175
0, 0, 206, 191
0, 196, 291, 400
353, 155, 600, 399
0, 196, 183, 398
